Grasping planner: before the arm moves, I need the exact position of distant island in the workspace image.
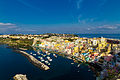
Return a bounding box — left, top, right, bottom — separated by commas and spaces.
0, 33, 120, 80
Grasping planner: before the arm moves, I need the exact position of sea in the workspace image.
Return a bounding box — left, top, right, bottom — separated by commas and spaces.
0, 34, 119, 80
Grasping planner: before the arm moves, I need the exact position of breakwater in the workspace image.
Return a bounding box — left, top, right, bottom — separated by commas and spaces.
14, 50, 50, 70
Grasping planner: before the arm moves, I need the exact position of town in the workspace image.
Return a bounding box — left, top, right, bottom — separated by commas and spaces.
0, 33, 120, 80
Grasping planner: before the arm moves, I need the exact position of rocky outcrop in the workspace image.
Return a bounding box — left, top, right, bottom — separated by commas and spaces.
13, 74, 28, 80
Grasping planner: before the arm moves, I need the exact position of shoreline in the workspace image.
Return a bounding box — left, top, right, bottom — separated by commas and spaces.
14, 50, 50, 70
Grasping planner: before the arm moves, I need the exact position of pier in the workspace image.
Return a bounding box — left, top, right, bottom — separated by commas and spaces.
15, 50, 50, 70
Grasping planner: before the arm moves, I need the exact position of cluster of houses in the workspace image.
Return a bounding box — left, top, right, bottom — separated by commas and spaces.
33, 36, 120, 80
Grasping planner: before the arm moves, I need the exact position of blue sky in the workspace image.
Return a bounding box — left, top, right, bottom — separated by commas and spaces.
0, 0, 120, 34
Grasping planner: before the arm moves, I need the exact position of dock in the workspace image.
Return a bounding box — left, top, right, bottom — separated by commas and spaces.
15, 50, 50, 70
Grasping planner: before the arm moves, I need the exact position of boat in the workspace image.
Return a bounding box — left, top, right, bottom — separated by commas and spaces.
53, 54, 57, 58
30, 52, 32, 54
37, 51, 40, 55
45, 60, 49, 64
40, 57, 43, 60
33, 54, 36, 56
46, 52, 50, 55
49, 59, 52, 62
43, 54, 46, 57
48, 63, 50, 65
41, 59, 45, 62
47, 56, 52, 61
46, 51, 48, 54
77, 64, 80, 67
71, 63, 74, 64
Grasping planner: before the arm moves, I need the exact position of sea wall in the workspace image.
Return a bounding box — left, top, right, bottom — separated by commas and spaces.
15, 50, 50, 70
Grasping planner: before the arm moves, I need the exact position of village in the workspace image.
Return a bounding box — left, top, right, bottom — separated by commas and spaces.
0, 33, 120, 80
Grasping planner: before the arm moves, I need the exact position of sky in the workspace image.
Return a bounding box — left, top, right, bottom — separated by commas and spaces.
0, 0, 120, 34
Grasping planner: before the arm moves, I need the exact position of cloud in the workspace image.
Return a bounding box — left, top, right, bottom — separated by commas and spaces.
0, 22, 15, 26
98, 25, 118, 30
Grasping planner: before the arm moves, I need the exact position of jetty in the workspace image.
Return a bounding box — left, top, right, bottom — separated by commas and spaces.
15, 50, 50, 70
13, 74, 28, 80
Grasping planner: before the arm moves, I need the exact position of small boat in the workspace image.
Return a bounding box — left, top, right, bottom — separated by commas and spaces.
71, 63, 74, 64
48, 63, 51, 65
37, 51, 40, 55
45, 61, 49, 64
77, 64, 80, 67
46, 51, 48, 54
40, 57, 43, 60
41, 59, 45, 62
53, 54, 57, 58
30, 52, 32, 54
49, 59, 52, 61
47, 56, 52, 61
43, 54, 46, 57
33, 54, 36, 56
46, 53, 50, 55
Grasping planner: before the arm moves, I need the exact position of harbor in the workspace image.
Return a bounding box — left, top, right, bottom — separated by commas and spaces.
15, 50, 50, 70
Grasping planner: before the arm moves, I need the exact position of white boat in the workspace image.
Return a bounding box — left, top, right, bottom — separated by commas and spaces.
47, 56, 52, 61
33, 54, 36, 56
46, 53, 50, 55
49, 59, 52, 61
30, 52, 32, 54
43, 55, 46, 57
48, 63, 51, 65
37, 51, 40, 55
53, 54, 57, 58
41, 59, 45, 62
45, 61, 49, 64
40, 57, 43, 60
77, 64, 80, 67
46, 51, 48, 54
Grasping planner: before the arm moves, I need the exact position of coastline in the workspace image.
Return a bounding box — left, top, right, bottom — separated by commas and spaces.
14, 50, 50, 70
